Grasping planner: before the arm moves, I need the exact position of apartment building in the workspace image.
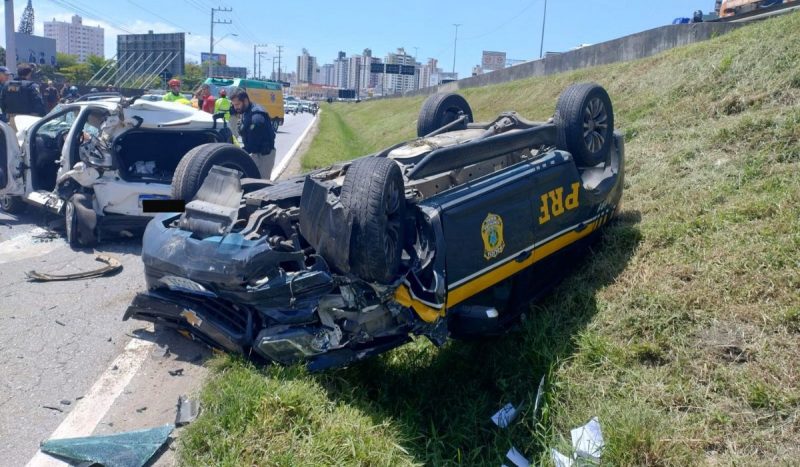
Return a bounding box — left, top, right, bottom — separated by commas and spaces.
43, 15, 104, 62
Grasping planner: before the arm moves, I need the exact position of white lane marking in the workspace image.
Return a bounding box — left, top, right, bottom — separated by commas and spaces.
272, 111, 319, 181
0, 229, 66, 265
26, 332, 155, 467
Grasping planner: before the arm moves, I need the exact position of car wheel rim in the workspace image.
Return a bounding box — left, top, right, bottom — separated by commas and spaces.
583, 97, 608, 153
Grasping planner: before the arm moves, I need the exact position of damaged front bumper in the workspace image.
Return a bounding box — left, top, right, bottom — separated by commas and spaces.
125, 214, 416, 369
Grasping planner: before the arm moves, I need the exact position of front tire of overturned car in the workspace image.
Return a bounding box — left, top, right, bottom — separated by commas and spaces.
171, 143, 262, 202
340, 157, 406, 284
416, 93, 474, 137
554, 82, 615, 167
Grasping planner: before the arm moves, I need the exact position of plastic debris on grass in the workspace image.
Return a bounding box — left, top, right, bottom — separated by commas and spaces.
550, 417, 605, 466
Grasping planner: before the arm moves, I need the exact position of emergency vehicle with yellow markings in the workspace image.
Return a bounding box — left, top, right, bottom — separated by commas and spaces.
203, 77, 285, 132
126, 83, 625, 371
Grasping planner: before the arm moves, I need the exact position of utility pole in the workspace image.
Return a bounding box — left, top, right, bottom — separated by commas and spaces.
4, 0, 17, 74
210, 6, 233, 78
539, 0, 548, 58
276, 45, 283, 82
257, 52, 269, 79
253, 43, 268, 79
452, 24, 461, 74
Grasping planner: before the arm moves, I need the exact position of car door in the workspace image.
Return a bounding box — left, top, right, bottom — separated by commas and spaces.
0, 120, 24, 196
432, 161, 538, 308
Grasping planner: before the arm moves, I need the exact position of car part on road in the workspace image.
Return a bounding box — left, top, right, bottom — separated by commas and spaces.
0, 195, 26, 214
39, 424, 173, 467
417, 92, 474, 137
171, 143, 262, 202
26, 254, 122, 282
175, 395, 200, 426
554, 82, 615, 167
65, 193, 98, 247
127, 83, 625, 370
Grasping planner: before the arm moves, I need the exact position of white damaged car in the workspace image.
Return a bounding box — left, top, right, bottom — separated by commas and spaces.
0, 96, 261, 246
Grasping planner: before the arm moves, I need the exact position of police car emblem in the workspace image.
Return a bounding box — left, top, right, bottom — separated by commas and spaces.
481, 213, 505, 260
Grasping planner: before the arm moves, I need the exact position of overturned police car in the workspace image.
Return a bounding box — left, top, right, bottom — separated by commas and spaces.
125, 83, 625, 370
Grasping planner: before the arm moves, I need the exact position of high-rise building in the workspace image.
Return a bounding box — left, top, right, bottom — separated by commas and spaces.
385, 48, 416, 95
318, 63, 335, 86
117, 31, 184, 84
418, 58, 438, 90
44, 15, 104, 62
346, 55, 362, 90
297, 48, 317, 84
333, 51, 349, 88
359, 48, 381, 92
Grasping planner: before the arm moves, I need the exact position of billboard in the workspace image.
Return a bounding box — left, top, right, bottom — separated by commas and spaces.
14, 33, 57, 67
201, 52, 227, 65
481, 50, 507, 71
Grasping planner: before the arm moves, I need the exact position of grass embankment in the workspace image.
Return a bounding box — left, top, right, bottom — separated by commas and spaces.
182, 13, 800, 466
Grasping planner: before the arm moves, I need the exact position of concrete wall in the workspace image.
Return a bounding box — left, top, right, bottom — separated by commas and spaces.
395, 22, 744, 99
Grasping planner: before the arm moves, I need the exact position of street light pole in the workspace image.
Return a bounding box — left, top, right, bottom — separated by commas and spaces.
452, 24, 461, 74
539, 0, 548, 58
4, 0, 16, 74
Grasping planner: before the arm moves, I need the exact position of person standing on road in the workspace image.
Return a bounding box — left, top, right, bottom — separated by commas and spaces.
200, 84, 216, 113
230, 89, 276, 179
0, 67, 12, 122
163, 78, 191, 105
0, 64, 47, 130
60, 85, 80, 103
43, 80, 60, 113
214, 88, 231, 120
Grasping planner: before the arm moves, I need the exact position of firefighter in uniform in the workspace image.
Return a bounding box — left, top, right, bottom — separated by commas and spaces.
162, 78, 191, 105
0, 64, 46, 130
230, 89, 276, 179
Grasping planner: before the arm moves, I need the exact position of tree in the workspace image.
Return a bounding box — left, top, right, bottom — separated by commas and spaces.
60, 63, 93, 84
0, 46, 5, 66
56, 53, 78, 69
180, 62, 205, 90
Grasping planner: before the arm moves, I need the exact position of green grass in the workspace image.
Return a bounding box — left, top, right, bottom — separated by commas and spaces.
182, 12, 800, 466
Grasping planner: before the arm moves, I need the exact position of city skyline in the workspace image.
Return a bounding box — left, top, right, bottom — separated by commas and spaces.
1, 0, 713, 81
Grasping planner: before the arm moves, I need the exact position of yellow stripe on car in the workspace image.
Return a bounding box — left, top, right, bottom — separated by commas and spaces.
396, 214, 610, 323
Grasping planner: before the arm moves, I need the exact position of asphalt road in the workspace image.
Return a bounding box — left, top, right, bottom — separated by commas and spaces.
0, 110, 316, 467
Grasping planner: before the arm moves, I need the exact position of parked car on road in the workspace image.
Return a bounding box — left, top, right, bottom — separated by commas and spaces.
0, 97, 259, 246
125, 83, 624, 371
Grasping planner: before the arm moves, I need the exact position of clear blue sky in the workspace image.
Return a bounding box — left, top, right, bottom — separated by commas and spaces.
2, 0, 712, 78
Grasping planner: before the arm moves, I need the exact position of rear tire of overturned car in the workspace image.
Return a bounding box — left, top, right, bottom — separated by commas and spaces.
0, 195, 26, 214
340, 157, 406, 284
416, 93, 473, 137
171, 143, 261, 202
554, 82, 614, 167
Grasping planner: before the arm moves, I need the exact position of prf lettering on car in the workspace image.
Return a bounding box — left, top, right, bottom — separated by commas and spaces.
539, 182, 580, 224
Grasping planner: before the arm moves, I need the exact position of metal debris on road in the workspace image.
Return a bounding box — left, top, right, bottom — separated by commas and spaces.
60, 399, 72, 406
31, 228, 60, 242
40, 424, 174, 467
42, 405, 64, 413
175, 395, 200, 427
136, 406, 148, 413
168, 368, 184, 377
55, 320, 66, 326
25, 254, 123, 282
